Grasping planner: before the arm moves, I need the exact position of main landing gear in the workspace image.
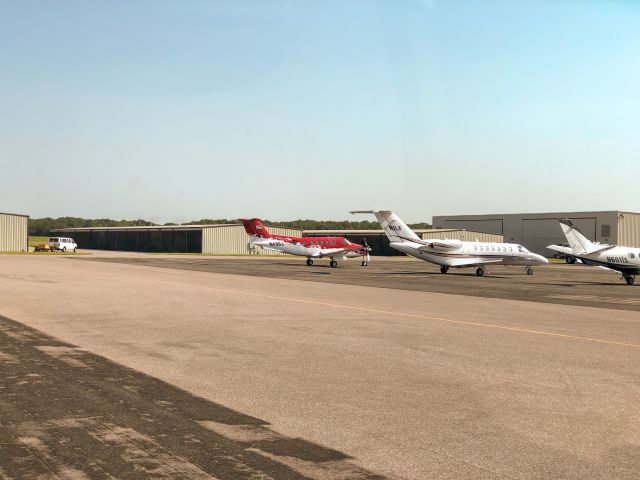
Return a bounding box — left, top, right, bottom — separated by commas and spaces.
526, 266, 534, 276
623, 274, 635, 285
440, 266, 449, 274
361, 238, 370, 267
306, 258, 313, 266
475, 267, 486, 277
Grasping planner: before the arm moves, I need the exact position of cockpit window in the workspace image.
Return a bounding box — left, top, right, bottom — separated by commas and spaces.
517, 245, 527, 253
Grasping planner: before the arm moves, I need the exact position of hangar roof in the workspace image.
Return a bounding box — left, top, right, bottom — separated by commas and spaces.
0, 212, 29, 217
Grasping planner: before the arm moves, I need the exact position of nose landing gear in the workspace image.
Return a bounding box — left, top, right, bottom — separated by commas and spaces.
330, 260, 338, 268
306, 258, 313, 266
526, 266, 534, 275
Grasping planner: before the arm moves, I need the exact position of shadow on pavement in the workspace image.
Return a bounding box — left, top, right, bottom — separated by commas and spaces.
0, 315, 386, 480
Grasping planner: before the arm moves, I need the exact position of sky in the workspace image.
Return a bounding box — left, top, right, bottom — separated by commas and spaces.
1, 0, 639, 223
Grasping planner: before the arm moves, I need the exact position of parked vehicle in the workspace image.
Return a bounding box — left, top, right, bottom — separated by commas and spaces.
48, 237, 77, 252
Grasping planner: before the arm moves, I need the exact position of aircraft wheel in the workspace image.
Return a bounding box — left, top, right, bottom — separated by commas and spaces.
361, 260, 368, 267
330, 260, 338, 268
625, 275, 635, 286
476, 267, 485, 277
526, 267, 534, 275
306, 258, 313, 266
440, 266, 449, 274
566, 255, 576, 264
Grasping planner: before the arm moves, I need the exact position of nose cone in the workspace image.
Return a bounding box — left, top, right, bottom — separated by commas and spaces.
532, 253, 548, 265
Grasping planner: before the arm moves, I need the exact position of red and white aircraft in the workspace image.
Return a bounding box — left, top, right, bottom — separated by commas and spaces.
241, 218, 370, 268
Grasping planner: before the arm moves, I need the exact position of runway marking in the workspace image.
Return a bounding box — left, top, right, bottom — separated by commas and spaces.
154, 280, 640, 350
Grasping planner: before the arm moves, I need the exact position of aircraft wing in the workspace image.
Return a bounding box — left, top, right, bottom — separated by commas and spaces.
320, 248, 353, 255
417, 239, 462, 252
547, 244, 573, 254
446, 257, 504, 267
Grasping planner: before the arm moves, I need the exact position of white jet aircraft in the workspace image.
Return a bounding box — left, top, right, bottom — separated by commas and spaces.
351, 210, 548, 276
547, 218, 640, 285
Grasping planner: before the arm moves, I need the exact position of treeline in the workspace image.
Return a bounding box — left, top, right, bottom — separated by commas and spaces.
29, 217, 156, 235
29, 217, 431, 235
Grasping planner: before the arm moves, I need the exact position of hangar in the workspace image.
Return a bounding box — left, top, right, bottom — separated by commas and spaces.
0, 212, 28, 253
52, 224, 302, 255
52, 224, 502, 256
432, 210, 640, 255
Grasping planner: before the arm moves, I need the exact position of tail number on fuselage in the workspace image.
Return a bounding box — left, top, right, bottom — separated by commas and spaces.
607, 256, 629, 264
269, 241, 286, 247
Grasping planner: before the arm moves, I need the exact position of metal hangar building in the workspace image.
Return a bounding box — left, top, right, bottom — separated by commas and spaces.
0, 212, 29, 253
432, 210, 640, 255
52, 224, 302, 255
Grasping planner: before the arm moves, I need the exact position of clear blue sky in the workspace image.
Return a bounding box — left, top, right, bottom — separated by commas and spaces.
1, 0, 639, 223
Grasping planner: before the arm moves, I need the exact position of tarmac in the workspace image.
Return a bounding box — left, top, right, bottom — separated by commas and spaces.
1, 252, 640, 479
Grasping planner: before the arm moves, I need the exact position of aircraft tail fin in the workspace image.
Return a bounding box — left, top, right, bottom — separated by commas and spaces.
240, 218, 272, 238
559, 218, 597, 254
351, 210, 422, 243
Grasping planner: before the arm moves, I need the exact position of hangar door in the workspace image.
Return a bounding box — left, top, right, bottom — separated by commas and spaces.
443, 219, 503, 235
521, 218, 596, 255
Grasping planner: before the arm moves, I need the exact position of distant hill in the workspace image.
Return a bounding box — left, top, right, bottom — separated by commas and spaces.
29, 217, 431, 235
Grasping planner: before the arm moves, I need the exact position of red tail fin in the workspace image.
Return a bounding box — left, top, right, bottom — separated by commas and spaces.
240, 218, 272, 238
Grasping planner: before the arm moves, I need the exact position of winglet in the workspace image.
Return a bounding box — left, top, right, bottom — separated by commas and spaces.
559, 218, 575, 228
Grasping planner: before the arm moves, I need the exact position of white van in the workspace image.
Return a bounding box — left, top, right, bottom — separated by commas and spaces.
48, 237, 78, 252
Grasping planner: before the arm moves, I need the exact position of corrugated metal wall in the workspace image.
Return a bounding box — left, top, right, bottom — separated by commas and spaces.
202, 225, 302, 255
420, 230, 503, 243
618, 213, 640, 247
0, 213, 28, 252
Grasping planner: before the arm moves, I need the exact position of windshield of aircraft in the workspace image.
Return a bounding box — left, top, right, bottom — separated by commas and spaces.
517, 245, 528, 253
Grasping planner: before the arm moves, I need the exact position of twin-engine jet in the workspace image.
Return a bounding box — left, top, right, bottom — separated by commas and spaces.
241, 218, 370, 268
548, 218, 640, 285
351, 210, 548, 276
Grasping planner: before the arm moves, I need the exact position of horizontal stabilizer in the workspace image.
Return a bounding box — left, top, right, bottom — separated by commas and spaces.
587, 244, 616, 254
351, 210, 421, 243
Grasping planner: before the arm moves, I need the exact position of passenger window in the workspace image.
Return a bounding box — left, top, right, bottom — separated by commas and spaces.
629, 253, 635, 259
491, 246, 495, 251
